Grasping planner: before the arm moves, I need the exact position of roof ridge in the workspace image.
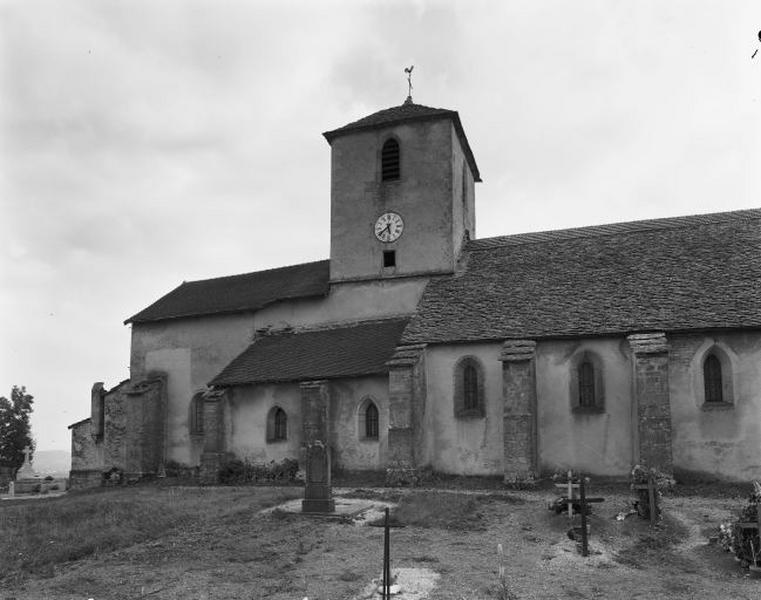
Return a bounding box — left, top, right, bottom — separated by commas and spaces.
256, 316, 410, 338
467, 208, 761, 251
181, 258, 329, 286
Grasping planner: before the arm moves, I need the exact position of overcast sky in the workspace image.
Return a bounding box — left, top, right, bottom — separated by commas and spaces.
1, 1, 759, 452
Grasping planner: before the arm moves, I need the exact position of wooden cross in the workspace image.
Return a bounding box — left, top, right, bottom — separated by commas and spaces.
559, 474, 605, 556
632, 473, 659, 525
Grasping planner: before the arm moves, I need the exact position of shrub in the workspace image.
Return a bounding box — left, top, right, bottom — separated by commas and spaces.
218, 458, 246, 484
217, 458, 300, 485
164, 460, 198, 479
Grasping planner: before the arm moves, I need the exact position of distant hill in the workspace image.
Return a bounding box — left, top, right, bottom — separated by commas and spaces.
32, 450, 70, 477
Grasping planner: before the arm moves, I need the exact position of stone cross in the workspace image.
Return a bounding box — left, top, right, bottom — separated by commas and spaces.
22, 446, 32, 465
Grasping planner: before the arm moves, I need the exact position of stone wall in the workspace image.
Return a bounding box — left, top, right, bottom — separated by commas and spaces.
628, 333, 673, 475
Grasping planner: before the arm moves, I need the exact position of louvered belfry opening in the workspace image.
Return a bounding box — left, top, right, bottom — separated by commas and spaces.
381, 138, 400, 181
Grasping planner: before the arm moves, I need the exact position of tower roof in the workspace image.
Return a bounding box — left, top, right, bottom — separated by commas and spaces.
323, 102, 481, 182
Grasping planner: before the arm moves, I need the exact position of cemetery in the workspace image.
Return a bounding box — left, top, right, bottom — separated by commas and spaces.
1, 466, 761, 600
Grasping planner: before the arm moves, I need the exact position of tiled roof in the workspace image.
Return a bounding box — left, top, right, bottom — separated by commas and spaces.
126, 260, 330, 324
323, 102, 481, 182
402, 209, 761, 344
210, 319, 409, 386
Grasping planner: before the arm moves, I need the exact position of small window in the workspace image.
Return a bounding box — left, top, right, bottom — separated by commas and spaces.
383, 250, 396, 268
190, 393, 204, 435
703, 355, 723, 403
365, 402, 379, 439
578, 361, 596, 408
463, 363, 478, 411
381, 139, 400, 181
454, 356, 485, 418
570, 351, 604, 412
267, 406, 287, 442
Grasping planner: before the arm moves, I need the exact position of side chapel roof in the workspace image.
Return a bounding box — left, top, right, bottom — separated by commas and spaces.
210, 318, 409, 386
126, 260, 330, 324
323, 102, 481, 182
402, 208, 761, 344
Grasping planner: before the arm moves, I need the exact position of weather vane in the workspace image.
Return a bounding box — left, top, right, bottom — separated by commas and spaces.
404, 65, 414, 104
753, 30, 761, 59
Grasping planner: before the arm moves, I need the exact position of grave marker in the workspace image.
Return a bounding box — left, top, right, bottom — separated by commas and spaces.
558, 473, 605, 557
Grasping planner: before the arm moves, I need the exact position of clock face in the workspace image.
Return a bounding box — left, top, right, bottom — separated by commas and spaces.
374, 212, 404, 243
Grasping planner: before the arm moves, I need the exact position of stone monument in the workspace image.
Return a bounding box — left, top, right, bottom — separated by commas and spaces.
13, 446, 42, 494
302, 440, 334, 513
300, 381, 335, 513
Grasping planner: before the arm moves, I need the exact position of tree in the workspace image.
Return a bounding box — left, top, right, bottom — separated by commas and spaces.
0, 386, 35, 473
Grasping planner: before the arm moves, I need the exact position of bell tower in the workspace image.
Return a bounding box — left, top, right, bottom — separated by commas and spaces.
323, 101, 481, 283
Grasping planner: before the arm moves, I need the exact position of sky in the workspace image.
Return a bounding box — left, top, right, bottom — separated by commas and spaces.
1, 0, 760, 452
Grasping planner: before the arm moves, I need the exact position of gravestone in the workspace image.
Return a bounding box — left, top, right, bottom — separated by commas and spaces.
300, 380, 335, 513
302, 440, 334, 513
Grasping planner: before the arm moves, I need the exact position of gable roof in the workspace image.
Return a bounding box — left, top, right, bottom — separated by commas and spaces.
126, 260, 330, 325
210, 318, 408, 386
402, 209, 761, 344
323, 102, 481, 182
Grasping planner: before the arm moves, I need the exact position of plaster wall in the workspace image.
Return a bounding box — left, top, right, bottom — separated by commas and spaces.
329, 119, 457, 281
535, 338, 633, 476
329, 376, 388, 471
145, 348, 191, 464
424, 343, 504, 475
131, 316, 254, 465
225, 376, 389, 472
226, 384, 303, 463
669, 332, 761, 480
128, 278, 426, 467
251, 277, 427, 330
450, 126, 476, 258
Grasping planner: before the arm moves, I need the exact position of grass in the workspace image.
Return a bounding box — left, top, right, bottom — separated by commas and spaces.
1, 481, 756, 599
391, 491, 490, 530
0, 484, 301, 582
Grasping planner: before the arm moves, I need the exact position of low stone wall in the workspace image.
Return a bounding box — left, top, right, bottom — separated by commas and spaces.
69, 469, 103, 490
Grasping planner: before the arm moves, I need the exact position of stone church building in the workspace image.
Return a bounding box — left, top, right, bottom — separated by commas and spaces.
69, 100, 761, 487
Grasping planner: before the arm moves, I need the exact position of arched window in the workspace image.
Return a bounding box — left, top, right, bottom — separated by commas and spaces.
381, 138, 400, 181
578, 361, 596, 408
703, 354, 723, 403
463, 363, 478, 411
365, 402, 379, 439
454, 356, 485, 418
570, 351, 604, 412
190, 393, 204, 435
267, 406, 287, 442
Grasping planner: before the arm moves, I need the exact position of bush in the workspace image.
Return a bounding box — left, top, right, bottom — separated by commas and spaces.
217, 458, 299, 485
218, 458, 246, 484
164, 460, 199, 479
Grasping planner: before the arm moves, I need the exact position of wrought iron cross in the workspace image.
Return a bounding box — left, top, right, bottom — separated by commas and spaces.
404, 65, 414, 101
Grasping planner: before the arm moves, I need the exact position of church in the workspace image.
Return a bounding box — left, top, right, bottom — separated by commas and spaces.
69, 98, 761, 487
